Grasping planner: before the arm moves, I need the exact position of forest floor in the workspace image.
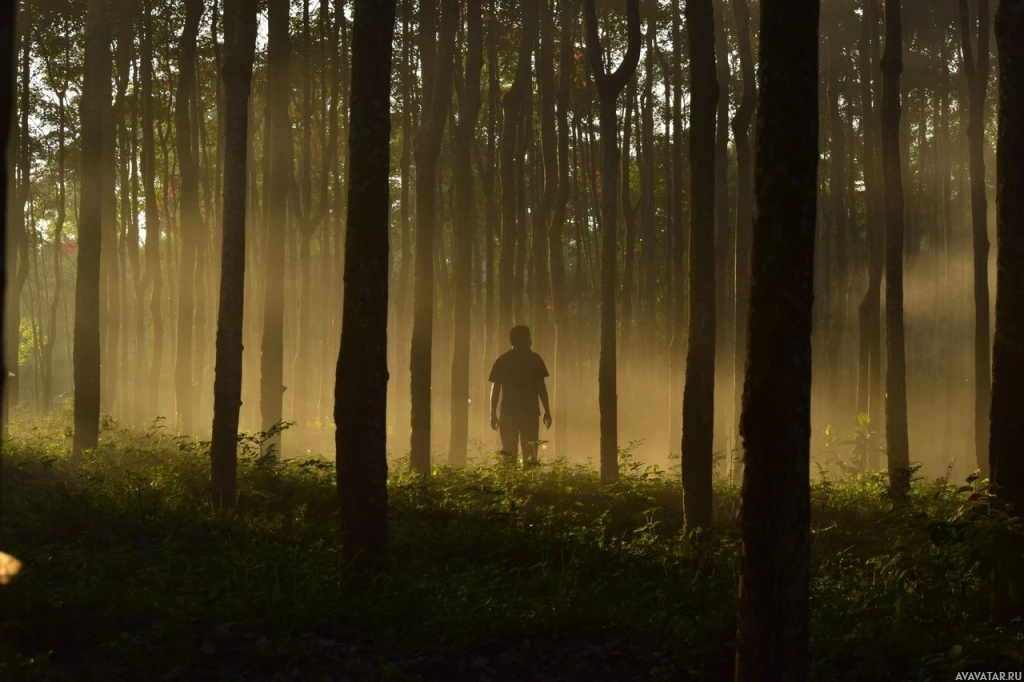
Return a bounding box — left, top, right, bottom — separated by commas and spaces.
1, 412, 1022, 681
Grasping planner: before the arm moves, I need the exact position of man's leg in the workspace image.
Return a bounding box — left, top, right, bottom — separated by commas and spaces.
521, 414, 541, 469
498, 412, 519, 463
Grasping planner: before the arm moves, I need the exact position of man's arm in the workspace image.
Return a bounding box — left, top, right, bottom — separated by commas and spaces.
489, 382, 501, 430
539, 379, 551, 428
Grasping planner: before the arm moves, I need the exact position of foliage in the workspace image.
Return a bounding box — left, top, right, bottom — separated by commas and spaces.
0, 417, 1021, 680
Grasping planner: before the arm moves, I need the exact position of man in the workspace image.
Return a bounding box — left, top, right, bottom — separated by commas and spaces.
489, 325, 552, 467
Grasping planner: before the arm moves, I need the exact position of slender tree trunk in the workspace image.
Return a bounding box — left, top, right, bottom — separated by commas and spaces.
618, 80, 636, 396
682, 0, 718, 533
174, 0, 203, 434
826, 10, 848, 424
668, 0, 686, 456
881, 0, 910, 499
547, 0, 575, 459
394, 0, 413, 456
583, 0, 640, 485
712, 0, 731, 457
141, 0, 162, 419
730, 0, 755, 481
409, 0, 457, 474
448, 0, 483, 466
957, 0, 991, 478
0, 0, 12, 436
734, 0, 818, 677
336, 0, 397, 571
41, 70, 68, 413
261, 0, 292, 454
210, 0, 257, 506
990, 0, 1024, 506
497, 6, 536, 342
74, 0, 111, 453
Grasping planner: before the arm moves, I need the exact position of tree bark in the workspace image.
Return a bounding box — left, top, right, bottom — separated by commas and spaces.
730, 0, 755, 481
881, 0, 910, 499
74, 0, 111, 453
734, 0, 818, 677
261, 0, 292, 454
336, 0, 397, 571
583, 0, 640, 485
681, 0, 719, 533
174, 0, 204, 434
448, 0, 483, 466
409, 0, 457, 475
957, 0, 991, 478
668, 0, 686, 456
209, 0, 257, 507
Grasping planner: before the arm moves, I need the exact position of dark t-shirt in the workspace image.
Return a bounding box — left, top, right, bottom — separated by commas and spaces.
489, 348, 549, 417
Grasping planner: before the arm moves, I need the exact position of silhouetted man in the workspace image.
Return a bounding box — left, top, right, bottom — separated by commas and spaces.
489, 325, 552, 467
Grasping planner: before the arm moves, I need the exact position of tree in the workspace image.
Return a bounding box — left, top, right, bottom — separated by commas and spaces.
448, 0, 483, 467
173, 0, 204, 435
730, 0, 756, 481
547, 0, 576, 459
261, 0, 292, 455
681, 0, 718, 532
957, 0, 991, 478
209, 0, 258, 507
336, 0, 397, 569
73, 0, 111, 454
583, 0, 641, 485
408, 0, 457, 475
498, 4, 536, 342
881, 0, 910, 499
990, 0, 1024, 518
141, 0, 163, 420
734, 0, 819, 677
0, 0, 13, 438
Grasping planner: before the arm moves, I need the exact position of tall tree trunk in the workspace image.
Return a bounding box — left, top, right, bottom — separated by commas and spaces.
618, 79, 636, 394
394, 0, 413, 456
448, 0, 483, 466
712, 0, 731, 457
991, 0, 1024, 513
881, 0, 910, 499
0, 0, 12, 437
210, 0, 257, 506
734, 0, 818, 677
957, 0, 991, 478
668, 0, 686, 456
142, 0, 162, 419
547, 0, 575, 459
682, 0, 719, 533
409, 0, 457, 475
336, 0, 397, 571
583, 0, 640, 485
826, 7, 848, 424
857, 0, 883, 438
74, 0, 111, 453
498, 5, 536, 344
174, 0, 203, 434
261, 0, 292, 454
730, 0, 755, 481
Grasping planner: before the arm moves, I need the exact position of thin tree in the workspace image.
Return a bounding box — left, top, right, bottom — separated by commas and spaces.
957, 0, 992, 478
547, 0, 576, 459
73, 0, 111, 454
681, 0, 718, 532
881, 0, 910, 499
498, 3, 537, 340
734, 0, 819, 677
0, 0, 13, 438
990, 0, 1024, 516
336, 0, 397, 570
449, 0, 483, 467
173, 0, 204, 434
730, 0, 756, 481
408, 0, 457, 475
261, 0, 292, 455
142, 0, 163, 420
209, 0, 258, 507
583, 0, 640, 485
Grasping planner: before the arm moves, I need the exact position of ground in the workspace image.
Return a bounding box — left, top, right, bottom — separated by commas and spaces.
1, 412, 1022, 681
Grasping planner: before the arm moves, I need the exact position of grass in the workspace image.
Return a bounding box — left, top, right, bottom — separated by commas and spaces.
1, 411, 1022, 681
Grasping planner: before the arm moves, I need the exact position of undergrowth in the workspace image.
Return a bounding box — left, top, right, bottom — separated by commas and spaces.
0, 412, 1021, 681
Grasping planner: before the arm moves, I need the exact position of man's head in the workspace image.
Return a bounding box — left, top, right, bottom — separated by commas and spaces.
509, 325, 531, 349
